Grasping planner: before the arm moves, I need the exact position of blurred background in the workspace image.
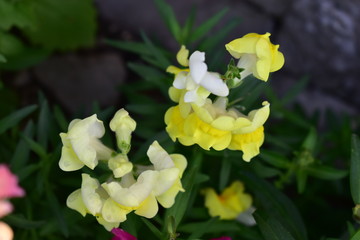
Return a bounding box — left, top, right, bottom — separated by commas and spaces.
1, 0, 359, 116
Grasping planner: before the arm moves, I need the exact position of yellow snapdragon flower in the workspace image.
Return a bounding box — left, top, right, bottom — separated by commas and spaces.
165, 92, 270, 161
59, 115, 113, 171
202, 181, 252, 220
225, 32, 284, 81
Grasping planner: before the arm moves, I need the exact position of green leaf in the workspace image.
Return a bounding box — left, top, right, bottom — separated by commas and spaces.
153, 0, 181, 42
0, 104, 37, 135
0, 31, 25, 56
0, 0, 34, 30
239, 171, 308, 240
22, 135, 47, 159
305, 165, 348, 180
189, 8, 228, 43
23, 0, 97, 50
296, 168, 307, 194
37, 98, 51, 149
188, 217, 218, 239
105, 39, 151, 55
3, 214, 45, 229
351, 230, 360, 240
254, 211, 296, 240
260, 150, 291, 169
46, 188, 69, 237
301, 127, 317, 152
350, 134, 360, 204
140, 31, 171, 69
141, 218, 162, 239
219, 153, 231, 190
0, 53, 6, 62
11, 121, 34, 171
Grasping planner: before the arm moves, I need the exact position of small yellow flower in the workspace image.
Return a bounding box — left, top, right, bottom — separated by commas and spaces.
225, 32, 284, 81
59, 115, 113, 171
110, 109, 136, 154
202, 181, 252, 220
165, 97, 270, 161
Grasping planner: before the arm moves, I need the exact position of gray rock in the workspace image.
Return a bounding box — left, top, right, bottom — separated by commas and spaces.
34, 53, 126, 114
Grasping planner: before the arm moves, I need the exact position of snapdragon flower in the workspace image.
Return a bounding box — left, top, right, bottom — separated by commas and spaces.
66, 174, 130, 230
59, 115, 113, 171
110, 109, 136, 154
202, 181, 252, 220
169, 46, 229, 106
165, 92, 270, 161
225, 32, 284, 81
103, 141, 187, 218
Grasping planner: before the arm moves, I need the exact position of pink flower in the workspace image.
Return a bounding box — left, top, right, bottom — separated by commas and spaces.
0, 164, 25, 218
111, 228, 137, 240
210, 237, 232, 240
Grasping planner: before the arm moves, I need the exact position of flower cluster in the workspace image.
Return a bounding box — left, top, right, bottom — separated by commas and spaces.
59, 109, 187, 230
165, 33, 284, 161
0, 164, 25, 240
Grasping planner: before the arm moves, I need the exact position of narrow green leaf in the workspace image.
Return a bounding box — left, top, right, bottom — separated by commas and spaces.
260, 150, 291, 169
219, 155, 231, 190
180, 6, 196, 44
3, 214, 45, 229
189, 8, 228, 43
179, 220, 239, 234
37, 99, 51, 149
306, 165, 348, 180
105, 39, 151, 55
11, 121, 34, 171
302, 127, 317, 152
350, 134, 360, 204
46, 188, 69, 237
188, 217, 218, 239
141, 218, 162, 239
199, 17, 240, 53
153, 0, 181, 42
254, 211, 296, 240
140, 31, 171, 69
53, 105, 68, 132
0, 104, 37, 134
296, 169, 307, 194
22, 135, 47, 158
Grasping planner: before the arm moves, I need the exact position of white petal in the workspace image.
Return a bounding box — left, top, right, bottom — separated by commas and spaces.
102, 198, 128, 223
189, 51, 207, 84
173, 71, 188, 89
134, 194, 158, 218
184, 89, 198, 103
58, 146, 84, 171
81, 174, 103, 215
147, 141, 174, 170
200, 73, 229, 97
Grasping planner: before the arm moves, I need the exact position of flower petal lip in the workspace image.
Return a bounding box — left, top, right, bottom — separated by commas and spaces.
225, 32, 284, 82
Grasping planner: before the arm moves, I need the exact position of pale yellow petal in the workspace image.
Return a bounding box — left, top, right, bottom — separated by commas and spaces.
102, 198, 128, 223
176, 45, 189, 67
66, 189, 87, 217
134, 194, 158, 218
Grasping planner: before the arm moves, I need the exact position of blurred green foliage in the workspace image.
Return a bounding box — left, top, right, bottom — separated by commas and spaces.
0, 0, 97, 70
